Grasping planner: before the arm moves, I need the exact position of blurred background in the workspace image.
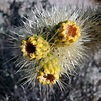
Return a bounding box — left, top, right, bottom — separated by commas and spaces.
0, 0, 101, 101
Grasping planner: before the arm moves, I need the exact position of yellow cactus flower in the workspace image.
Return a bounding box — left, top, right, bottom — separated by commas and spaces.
37, 55, 60, 85
20, 35, 50, 60
53, 20, 81, 46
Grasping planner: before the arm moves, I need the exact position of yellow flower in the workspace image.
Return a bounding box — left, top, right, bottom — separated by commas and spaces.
20, 35, 50, 60
37, 55, 60, 85
53, 20, 81, 46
